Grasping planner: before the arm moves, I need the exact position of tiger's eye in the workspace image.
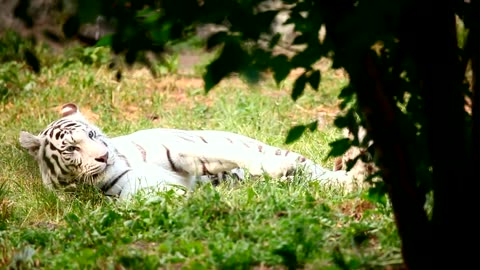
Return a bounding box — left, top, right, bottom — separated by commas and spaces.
88, 130, 95, 138
66, 146, 77, 152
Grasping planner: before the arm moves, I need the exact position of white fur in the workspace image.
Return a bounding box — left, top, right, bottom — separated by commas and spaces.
20, 104, 353, 200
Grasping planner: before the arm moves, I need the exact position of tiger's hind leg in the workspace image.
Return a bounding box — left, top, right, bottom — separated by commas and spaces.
197, 168, 246, 186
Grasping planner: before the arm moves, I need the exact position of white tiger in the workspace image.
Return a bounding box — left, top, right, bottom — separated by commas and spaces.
19, 103, 352, 200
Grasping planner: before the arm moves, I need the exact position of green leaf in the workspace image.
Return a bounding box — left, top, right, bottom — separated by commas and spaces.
150, 22, 172, 45
65, 213, 80, 224
255, 10, 279, 34
125, 49, 138, 65
292, 34, 309, 45
241, 67, 261, 84
333, 116, 348, 129
333, 110, 356, 129
142, 10, 161, 24
77, 0, 102, 24
204, 41, 245, 92
327, 138, 352, 158
101, 210, 121, 228
273, 244, 298, 270
285, 121, 317, 144
24, 49, 40, 73
206, 31, 228, 50
339, 84, 355, 99
338, 85, 355, 110
364, 181, 387, 206
345, 155, 360, 171
291, 46, 322, 68
339, 98, 352, 110
306, 120, 318, 132
271, 55, 291, 85
96, 34, 113, 47
291, 72, 307, 101
269, 33, 281, 49
285, 125, 306, 144
308, 70, 320, 90
62, 16, 80, 38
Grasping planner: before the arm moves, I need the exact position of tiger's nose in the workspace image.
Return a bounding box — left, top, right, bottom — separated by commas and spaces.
95, 152, 109, 163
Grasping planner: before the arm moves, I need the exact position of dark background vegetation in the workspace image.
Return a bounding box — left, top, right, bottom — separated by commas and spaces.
2, 0, 479, 268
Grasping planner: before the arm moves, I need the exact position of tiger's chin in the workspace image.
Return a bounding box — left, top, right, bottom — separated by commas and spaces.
91, 163, 108, 175
79, 172, 106, 188
79, 165, 109, 186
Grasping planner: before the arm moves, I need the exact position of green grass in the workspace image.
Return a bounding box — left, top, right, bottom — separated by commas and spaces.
0, 39, 401, 269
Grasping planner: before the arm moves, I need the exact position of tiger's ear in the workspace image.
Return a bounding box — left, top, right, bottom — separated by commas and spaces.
61, 103, 80, 117
60, 103, 88, 122
19, 131, 41, 156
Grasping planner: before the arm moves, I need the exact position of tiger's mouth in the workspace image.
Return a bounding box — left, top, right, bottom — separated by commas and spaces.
83, 163, 109, 182
81, 169, 106, 186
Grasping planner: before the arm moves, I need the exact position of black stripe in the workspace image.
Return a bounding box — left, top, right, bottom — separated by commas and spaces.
42, 142, 56, 176
115, 150, 130, 166
42, 127, 54, 136
40, 140, 46, 159
44, 156, 56, 176
56, 176, 70, 186
178, 135, 196, 143
54, 119, 67, 126
51, 154, 69, 176
49, 142, 60, 152
51, 123, 81, 132
201, 159, 213, 175
117, 187, 125, 197
133, 142, 147, 161
164, 145, 179, 172
199, 136, 208, 143
63, 122, 77, 128
100, 170, 130, 193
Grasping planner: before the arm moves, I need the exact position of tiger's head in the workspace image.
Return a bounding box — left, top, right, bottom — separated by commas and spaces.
19, 103, 115, 191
